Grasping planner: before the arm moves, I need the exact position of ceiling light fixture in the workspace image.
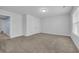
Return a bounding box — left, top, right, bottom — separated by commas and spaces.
42, 9, 47, 12
40, 8, 48, 13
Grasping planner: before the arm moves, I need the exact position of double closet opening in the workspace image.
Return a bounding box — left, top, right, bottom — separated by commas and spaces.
0, 15, 10, 39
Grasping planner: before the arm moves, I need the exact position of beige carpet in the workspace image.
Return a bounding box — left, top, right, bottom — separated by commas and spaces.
0, 33, 9, 40
0, 33, 78, 53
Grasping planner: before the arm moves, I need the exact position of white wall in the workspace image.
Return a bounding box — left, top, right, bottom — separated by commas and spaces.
71, 7, 79, 50
23, 14, 26, 35
11, 14, 23, 38
25, 15, 40, 36
41, 14, 71, 36
0, 9, 23, 38
0, 19, 3, 32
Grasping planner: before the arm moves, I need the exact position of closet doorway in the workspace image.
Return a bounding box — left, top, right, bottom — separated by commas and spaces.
0, 15, 10, 40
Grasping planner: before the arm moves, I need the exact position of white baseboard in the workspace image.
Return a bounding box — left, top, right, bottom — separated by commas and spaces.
71, 34, 79, 51
10, 34, 24, 38
24, 32, 40, 36
9, 32, 71, 39
41, 32, 71, 37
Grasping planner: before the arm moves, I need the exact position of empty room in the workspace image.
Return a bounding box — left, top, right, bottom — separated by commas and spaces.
0, 6, 79, 53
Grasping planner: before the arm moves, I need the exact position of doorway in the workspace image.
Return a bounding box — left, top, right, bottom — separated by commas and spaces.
0, 15, 10, 40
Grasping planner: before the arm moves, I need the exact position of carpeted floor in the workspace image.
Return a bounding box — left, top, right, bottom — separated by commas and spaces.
0, 33, 78, 53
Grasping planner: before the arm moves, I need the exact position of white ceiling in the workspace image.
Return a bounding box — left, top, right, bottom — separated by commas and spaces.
0, 6, 73, 18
